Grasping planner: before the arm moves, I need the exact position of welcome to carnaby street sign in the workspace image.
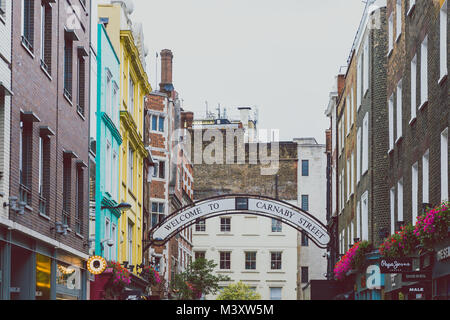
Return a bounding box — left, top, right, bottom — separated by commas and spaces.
147, 195, 330, 249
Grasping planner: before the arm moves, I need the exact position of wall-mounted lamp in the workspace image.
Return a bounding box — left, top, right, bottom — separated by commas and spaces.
52, 222, 69, 236
101, 202, 132, 213
3, 196, 26, 215
100, 238, 114, 251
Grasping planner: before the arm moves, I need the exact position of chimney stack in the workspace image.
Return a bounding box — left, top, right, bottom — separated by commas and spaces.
160, 49, 174, 94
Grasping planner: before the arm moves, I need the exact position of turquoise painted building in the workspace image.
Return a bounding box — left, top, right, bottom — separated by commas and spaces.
95, 23, 122, 261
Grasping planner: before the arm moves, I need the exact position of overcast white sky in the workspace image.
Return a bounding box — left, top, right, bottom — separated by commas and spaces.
132, 0, 366, 143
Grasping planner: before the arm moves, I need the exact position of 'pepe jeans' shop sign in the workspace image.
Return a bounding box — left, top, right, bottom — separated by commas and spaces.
380, 258, 413, 274
151, 197, 330, 247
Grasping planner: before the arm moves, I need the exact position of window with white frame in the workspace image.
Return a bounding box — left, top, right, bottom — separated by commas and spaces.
111, 224, 117, 261
423, 150, 430, 203
357, 55, 362, 109
361, 192, 369, 241
270, 287, 282, 300
390, 187, 396, 234
440, 1, 448, 82
396, 0, 402, 41
346, 96, 350, 136
441, 128, 449, 201
420, 36, 428, 108
128, 220, 133, 263
388, 12, 394, 54
357, 128, 361, 183
105, 218, 110, 260
412, 162, 419, 224
411, 55, 417, 122
363, 37, 369, 95
396, 79, 403, 141
113, 151, 118, 200
362, 113, 369, 174
129, 76, 135, 118
398, 178, 404, 223
151, 202, 165, 227
128, 146, 134, 190
389, 94, 395, 151
112, 82, 119, 124
351, 152, 354, 195
356, 201, 361, 240
408, 0, 416, 16
105, 140, 111, 194
347, 158, 350, 202
106, 70, 112, 116
351, 87, 355, 125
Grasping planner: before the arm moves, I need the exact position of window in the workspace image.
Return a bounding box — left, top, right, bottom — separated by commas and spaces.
270, 252, 282, 270
388, 94, 395, 152
105, 218, 110, 260
363, 38, 369, 95
105, 140, 111, 194
270, 287, 282, 300
112, 83, 119, 123
22, 0, 34, 52
301, 160, 309, 176
128, 220, 133, 263
245, 252, 256, 270
301, 195, 309, 212
77, 54, 85, 115
301, 231, 309, 247
357, 128, 361, 183
423, 150, 430, 203
38, 136, 49, 216
362, 113, 369, 174
158, 161, 165, 179
220, 217, 231, 232
62, 158, 72, 227
412, 162, 419, 224
195, 251, 206, 260
271, 219, 282, 232
19, 121, 32, 205
40, 3, 52, 73
129, 77, 135, 117
111, 224, 117, 261
351, 152, 355, 195
356, 201, 361, 239
151, 115, 158, 131
159, 116, 165, 132
112, 151, 118, 200
398, 178, 404, 223
346, 97, 350, 135
440, 1, 448, 81
411, 55, 417, 121
151, 202, 165, 227
390, 187, 396, 234
64, 37, 73, 101
195, 219, 206, 232
106, 70, 112, 116
441, 128, 449, 201
388, 12, 394, 54
357, 55, 362, 109
128, 146, 134, 189
219, 251, 231, 270
396, 79, 403, 141
347, 158, 350, 201
301, 267, 309, 283
420, 36, 428, 108
361, 192, 369, 241
38, 137, 44, 197
396, 0, 402, 41
75, 165, 84, 235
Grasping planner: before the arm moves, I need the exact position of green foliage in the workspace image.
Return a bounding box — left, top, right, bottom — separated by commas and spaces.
351, 240, 372, 271
171, 258, 231, 300
216, 281, 261, 300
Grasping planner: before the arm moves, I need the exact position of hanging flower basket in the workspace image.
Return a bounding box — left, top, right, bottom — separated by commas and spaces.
379, 224, 418, 258
104, 261, 131, 300
413, 201, 449, 250
140, 265, 161, 286
334, 241, 372, 281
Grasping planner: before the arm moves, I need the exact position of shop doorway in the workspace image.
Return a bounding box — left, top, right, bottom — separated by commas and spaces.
10, 246, 33, 300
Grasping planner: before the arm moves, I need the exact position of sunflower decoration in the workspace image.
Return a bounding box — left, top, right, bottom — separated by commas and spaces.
87, 256, 107, 275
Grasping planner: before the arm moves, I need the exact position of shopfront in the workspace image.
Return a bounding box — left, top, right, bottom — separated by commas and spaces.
354, 252, 384, 300
432, 238, 450, 300
0, 225, 88, 300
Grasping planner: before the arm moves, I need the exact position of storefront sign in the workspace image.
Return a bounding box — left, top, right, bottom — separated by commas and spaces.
402, 271, 431, 282
150, 196, 330, 247
436, 246, 450, 262
380, 258, 413, 273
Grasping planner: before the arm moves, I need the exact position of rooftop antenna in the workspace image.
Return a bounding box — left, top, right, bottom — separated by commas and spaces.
205, 101, 209, 117
217, 103, 221, 119
223, 107, 227, 120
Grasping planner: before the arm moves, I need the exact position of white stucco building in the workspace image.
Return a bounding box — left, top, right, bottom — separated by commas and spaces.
193, 211, 298, 300
295, 138, 328, 299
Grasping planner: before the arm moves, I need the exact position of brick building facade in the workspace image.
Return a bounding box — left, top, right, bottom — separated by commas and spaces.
1, 0, 91, 300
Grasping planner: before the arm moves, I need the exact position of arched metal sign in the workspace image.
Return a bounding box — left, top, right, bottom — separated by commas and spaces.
146, 195, 330, 249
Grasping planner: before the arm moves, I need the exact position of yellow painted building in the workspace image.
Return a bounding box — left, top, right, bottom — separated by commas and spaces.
98, 3, 151, 273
